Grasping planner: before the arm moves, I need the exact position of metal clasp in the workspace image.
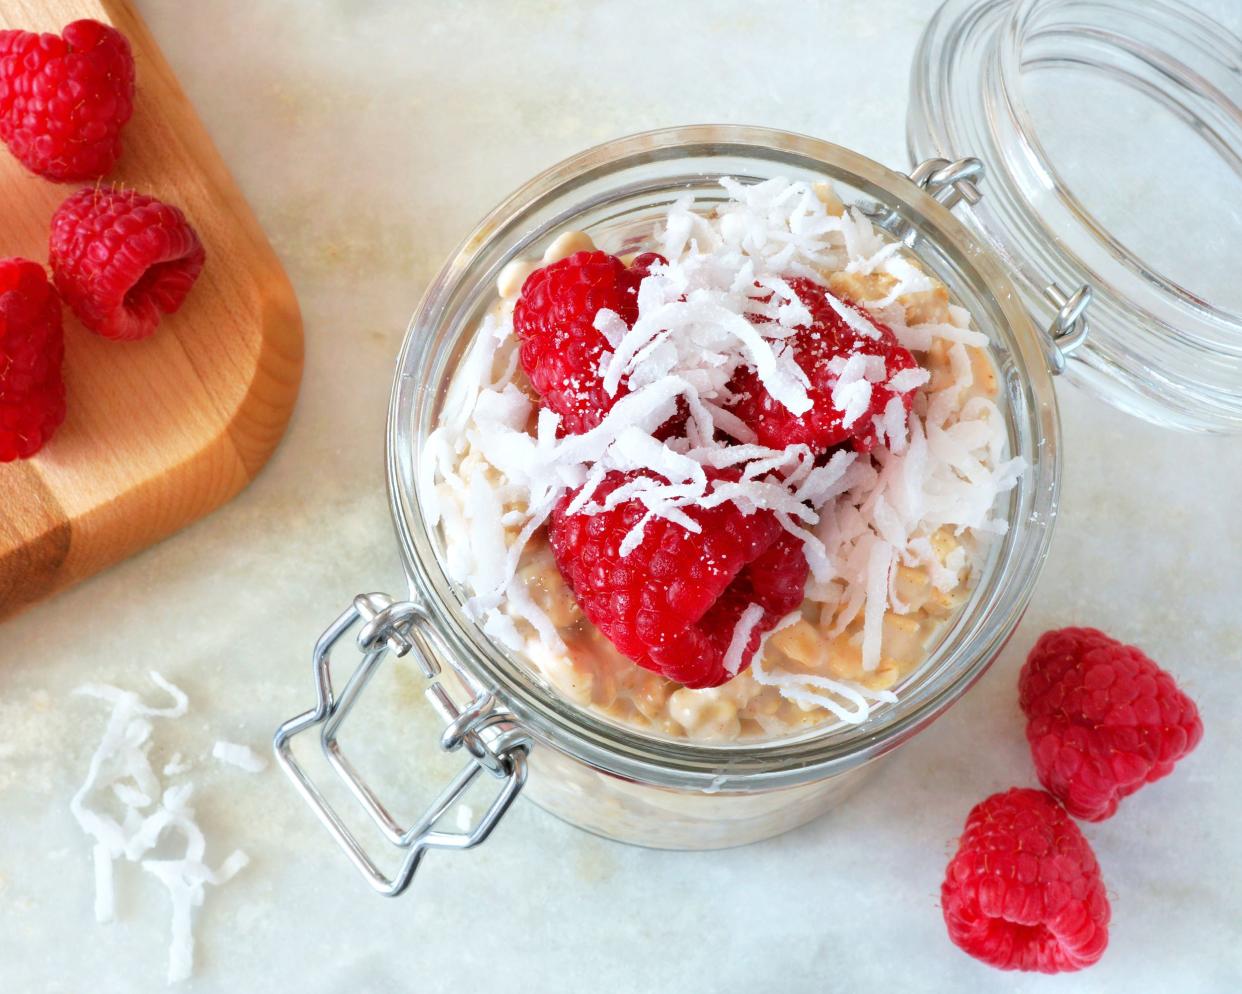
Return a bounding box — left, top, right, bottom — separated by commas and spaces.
1041, 283, 1092, 374
882, 156, 985, 248
909, 156, 984, 210
905, 157, 1092, 375
273, 592, 531, 897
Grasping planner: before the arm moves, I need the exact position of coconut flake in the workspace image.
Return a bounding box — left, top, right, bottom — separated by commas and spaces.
830, 353, 875, 427
750, 630, 896, 726
888, 367, 930, 394
211, 741, 267, 774
70, 674, 250, 984
93, 842, 114, 922
822, 287, 881, 340
702, 400, 758, 444
872, 256, 938, 306
880, 396, 909, 454
795, 449, 857, 507
861, 539, 893, 672
928, 321, 990, 347
723, 604, 766, 675
142, 847, 249, 984
776, 511, 833, 583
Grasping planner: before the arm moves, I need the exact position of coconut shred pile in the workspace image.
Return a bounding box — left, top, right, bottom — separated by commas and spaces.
70, 673, 261, 983
422, 177, 1023, 724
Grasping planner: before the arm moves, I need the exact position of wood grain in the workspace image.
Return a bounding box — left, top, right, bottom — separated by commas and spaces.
0, 0, 303, 618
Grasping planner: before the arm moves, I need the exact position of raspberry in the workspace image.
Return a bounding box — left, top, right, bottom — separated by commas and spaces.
647, 530, 807, 687
0, 258, 66, 461
513, 251, 662, 434
49, 187, 206, 341
548, 470, 808, 688
0, 19, 135, 182
941, 788, 1110, 973
728, 278, 917, 453
1019, 627, 1203, 822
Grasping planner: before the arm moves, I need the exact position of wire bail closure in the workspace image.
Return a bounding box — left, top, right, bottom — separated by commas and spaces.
909, 156, 984, 210
1041, 283, 1092, 374
906, 157, 1091, 375
273, 592, 531, 897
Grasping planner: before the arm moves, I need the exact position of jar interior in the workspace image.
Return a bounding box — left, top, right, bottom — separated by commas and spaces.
389, 128, 1058, 790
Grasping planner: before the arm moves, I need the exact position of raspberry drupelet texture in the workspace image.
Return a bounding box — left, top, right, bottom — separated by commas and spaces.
514, 250, 663, 434
0, 258, 66, 461
941, 788, 1110, 973
1019, 627, 1203, 822
49, 187, 206, 341
0, 19, 135, 181
727, 277, 918, 454
548, 469, 808, 688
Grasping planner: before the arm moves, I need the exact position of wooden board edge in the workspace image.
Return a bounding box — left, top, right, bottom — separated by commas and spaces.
0, 1, 306, 620
0, 280, 302, 621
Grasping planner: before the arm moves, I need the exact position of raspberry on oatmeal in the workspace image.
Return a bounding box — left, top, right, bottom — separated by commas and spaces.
422, 177, 1021, 742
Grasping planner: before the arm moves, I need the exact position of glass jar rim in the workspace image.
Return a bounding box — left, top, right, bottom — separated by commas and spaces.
387, 125, 1061, 792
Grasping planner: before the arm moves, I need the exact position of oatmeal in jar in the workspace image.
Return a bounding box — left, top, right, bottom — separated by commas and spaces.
421, 178, 1022, 743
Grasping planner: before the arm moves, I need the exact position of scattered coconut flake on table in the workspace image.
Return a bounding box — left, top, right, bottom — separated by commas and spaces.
212, 740, 268, 773
454, 804, 478, 832
70, 672, 251, 984
423, 176, 1023, 726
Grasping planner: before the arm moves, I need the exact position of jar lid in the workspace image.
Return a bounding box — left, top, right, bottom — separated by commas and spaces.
908, 0, 1242, 432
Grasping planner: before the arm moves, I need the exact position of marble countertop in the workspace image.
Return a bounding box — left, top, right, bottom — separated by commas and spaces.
3, 1, 1240, 991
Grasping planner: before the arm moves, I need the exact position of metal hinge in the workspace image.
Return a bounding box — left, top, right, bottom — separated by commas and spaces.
273, 593, 531, 897
906, 156, 1091, 374
909, 155, 984, 210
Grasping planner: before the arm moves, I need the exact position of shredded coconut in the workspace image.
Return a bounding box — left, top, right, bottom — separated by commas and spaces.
70, 673, 251, 983
750, 612, 898, 725
723, 604, 767, 676
163, 752, 191, 776
454, 804, 478, 832
211, 741, 267, 774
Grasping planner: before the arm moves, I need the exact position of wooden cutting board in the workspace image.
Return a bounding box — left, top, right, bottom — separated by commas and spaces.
0, 0, 303, 619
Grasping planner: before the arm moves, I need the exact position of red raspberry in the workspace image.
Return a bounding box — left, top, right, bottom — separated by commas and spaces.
49, 187, 206, 341
1019, 627, 1203, 822
514, 251, 663, 434
0, 258, 66, 461
648, 530, 807, 686
941, 788, 1110, 973
728, 278, 917, 453
0, 19, 135, 182
547, 469, 808, 688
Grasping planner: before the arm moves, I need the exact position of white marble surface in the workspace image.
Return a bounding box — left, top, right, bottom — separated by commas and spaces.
3, 1, 1241, 990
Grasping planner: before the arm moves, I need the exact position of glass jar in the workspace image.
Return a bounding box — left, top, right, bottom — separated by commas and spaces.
275, 124, 1064, 895
275, 0, 1242, 896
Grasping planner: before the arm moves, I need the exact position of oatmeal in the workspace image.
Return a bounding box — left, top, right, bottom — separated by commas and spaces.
422, 178, 1022, 743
